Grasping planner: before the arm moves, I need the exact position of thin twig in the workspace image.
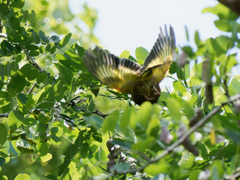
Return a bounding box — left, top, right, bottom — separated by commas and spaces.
24, 49, 43, 72
0, 113, 8, 118
92, 110, 109, 118
27, 82, 37, 94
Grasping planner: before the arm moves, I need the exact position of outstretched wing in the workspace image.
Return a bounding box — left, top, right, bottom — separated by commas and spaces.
140, 25, 175, 82
83, 46, 142, 94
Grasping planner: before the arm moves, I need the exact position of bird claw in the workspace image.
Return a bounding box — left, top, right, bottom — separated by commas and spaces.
152, 84, 161, 96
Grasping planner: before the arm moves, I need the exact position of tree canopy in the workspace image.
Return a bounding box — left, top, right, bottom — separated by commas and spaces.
0, 1, 240, 180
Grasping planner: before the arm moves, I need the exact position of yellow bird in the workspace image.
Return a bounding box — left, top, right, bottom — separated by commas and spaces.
83, 25, 176, 105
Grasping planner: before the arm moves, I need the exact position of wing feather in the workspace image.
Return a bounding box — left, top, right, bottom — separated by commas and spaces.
140, 25, 176, 82
83, 47, 142, 94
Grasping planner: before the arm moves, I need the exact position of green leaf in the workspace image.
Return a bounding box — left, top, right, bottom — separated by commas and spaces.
49, 35, 60, 43
14, 174, 31, 180
7, 75, 26, 96
189, 169, 202, 180
202, 3, 238, 20
0, 124, 7, 145
50, 46, 56, 54
144, 162, 170, 175
59, 33, 72, 48
119, 50, 130, 58
137, 101, 152, 128
25, 44, 39, 51
0, 157, 5, 166
23, 10, 28, 21
45, 44, 51, 53
29, 50, 39, 57
20, 63, 32, 77
146, 114, 160, 137
0, 97, 17, 114
9, 17, 21, 30
173, 81, 187, 93
166, 97, 181, 121
88, 100, 95, 112
3, 61, 11, 79
75, 43, 85, 57
55, 64, 73, 87
37, 72, 47, 84
31, 31, 40, 44
229, 78, 240, 96
1, 40, 13, 54
227, 129, 240, 145
182, 46, 194, 58
10, 61, 19, 77
50, 127, 63, 145
27, 67, 38, 81
102, 110, 119, 132
185, 25, 189, 41
52, 80, 67, 101
23, 118, 37, 126
15, 54, 24, 62
229, 155, 240, 173
80, 143, 89, 158
205, 38, 225, 57
216, 36, 233, 52
28, 10, 36, 23
135, 47, 149, 60
37, 141, 48, 155
38, 153, 52, 162
120, 106, 133, 130
56, 51, 83, 72
8, 110, 24, 133
194, 30, 202, 46
182, 101, 194, 119
0, 3, 10, 19
214, 19, 240, 32
92, 132, 102, 143
10, 0, 25, 9
39, 30, 48, 43
114, 163, 131, 173
36, 101, 54, 110
38, 114, 49, 124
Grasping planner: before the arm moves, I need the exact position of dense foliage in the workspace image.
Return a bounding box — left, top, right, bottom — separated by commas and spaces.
0, 1, 240, 180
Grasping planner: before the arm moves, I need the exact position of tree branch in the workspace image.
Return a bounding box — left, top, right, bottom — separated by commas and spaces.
107, 93, 240, 175
218, 0, 240, 16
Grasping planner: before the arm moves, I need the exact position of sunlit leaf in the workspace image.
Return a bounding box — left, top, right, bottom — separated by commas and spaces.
135, 47, 149, 60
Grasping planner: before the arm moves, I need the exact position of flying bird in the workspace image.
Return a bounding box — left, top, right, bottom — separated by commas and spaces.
83, 25, 176, 105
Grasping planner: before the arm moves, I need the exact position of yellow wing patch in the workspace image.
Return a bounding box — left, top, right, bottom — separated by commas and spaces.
140, 25, 175, 83
83, 47, 142, 94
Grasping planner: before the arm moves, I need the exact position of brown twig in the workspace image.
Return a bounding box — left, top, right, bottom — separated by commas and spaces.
24, 49, 43, 72
92, 110, 109, 118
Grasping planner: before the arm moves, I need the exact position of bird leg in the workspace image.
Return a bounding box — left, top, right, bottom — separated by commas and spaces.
152, 84, 161, 96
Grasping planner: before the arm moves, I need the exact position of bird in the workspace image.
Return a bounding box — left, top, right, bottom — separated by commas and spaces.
82, 25, 176, 105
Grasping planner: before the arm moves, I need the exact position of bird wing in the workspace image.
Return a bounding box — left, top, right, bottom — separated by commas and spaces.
83, 46, 142, 94
140, 25, 176, 83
